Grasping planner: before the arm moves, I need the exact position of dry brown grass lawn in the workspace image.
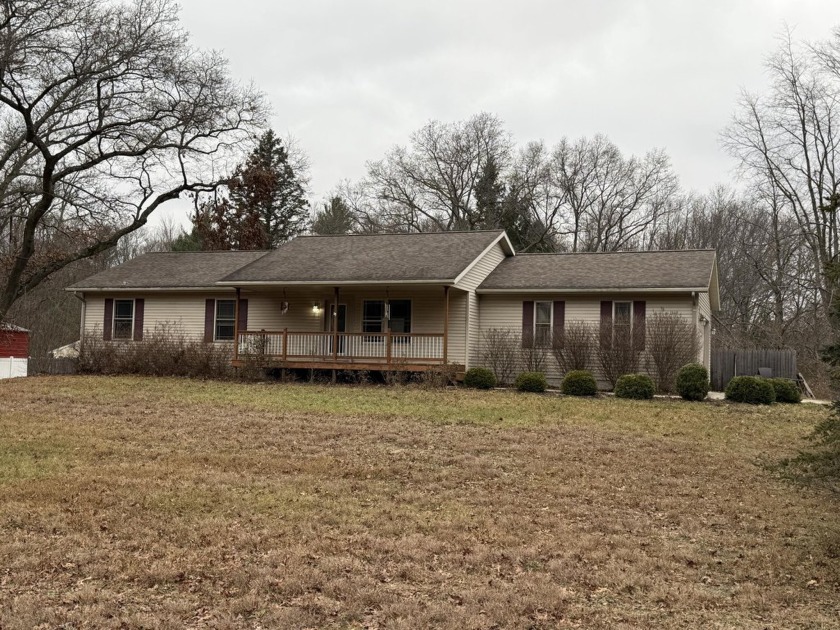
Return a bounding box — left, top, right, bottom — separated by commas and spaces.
0, 376, 839, 629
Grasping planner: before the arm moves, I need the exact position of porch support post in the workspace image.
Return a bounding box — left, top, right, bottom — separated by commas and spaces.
234, 287, 241, 362
332, 286, 339, 363
443, 285, 450, 364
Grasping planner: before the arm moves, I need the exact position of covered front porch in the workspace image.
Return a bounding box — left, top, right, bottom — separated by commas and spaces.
229, 284, 464, 372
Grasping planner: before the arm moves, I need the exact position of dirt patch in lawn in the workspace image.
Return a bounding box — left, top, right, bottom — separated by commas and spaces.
0, 376, 838, 628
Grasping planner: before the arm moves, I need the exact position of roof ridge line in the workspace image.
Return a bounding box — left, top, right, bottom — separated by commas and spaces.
296, 229, 505, 238
516, 249, 716, 256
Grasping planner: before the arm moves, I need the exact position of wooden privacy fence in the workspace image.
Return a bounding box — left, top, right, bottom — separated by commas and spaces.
711, 348, 797, 391
28, 356, 78, 375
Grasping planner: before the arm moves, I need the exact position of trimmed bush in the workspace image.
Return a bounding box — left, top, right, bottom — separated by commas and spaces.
676, 363, 710, 401
514, 371, 548, 393
561, 370, 598, 397
725, 376, 776, 405
769, 378, 801, 404
614, 374, 655, 400
464, 367, 497, 390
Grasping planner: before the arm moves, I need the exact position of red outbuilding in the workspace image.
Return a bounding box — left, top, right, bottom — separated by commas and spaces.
0, 324, 29, 358
0, 324, 29, 379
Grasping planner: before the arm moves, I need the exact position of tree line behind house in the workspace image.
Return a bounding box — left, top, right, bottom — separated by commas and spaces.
1, 1, 840, 395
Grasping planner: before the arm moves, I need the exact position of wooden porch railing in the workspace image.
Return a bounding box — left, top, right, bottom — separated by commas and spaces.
237, 330, 445, 365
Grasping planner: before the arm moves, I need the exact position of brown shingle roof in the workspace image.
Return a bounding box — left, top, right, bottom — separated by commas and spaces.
67, 251, 270, 289
220, 231, 507, 284
478, 250, 717, 291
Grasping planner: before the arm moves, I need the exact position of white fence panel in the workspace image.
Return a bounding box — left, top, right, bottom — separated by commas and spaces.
0, 357, 28, 379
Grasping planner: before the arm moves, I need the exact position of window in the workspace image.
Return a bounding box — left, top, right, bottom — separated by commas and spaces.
362, 300, 412, 340
614, 301, 632, 337
388, 300, 411, 334
534, 301, 552, 347
215, 299, 236, 341
113, 299, 134, 340
363, 300, 385, 334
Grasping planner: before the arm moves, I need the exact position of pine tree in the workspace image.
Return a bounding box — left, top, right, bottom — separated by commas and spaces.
312, 196, 355, 234
192, 196, 266, 250
475, 156, 505, 228
228, 130, 310, 247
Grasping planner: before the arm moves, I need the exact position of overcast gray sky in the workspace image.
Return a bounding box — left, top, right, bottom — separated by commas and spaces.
158, 0, 840, 226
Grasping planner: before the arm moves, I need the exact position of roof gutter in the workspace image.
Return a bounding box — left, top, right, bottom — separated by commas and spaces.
64, 286, 238, 293
215, 279, 457, 287
476, 287, 710, 295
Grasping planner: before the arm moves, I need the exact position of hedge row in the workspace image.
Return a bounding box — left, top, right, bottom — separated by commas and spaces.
465, 363, 801, 405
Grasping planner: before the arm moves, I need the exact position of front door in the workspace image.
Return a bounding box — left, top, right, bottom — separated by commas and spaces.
329, 304, 347, 354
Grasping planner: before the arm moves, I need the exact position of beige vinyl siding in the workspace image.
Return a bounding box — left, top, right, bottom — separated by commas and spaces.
477, 293, 700, 387
244, 289, 335, 333
455, 241, 507, 291
242, 287, 449, 335
144, 294, 226, 339
454, 240, 509, 368
83, 296, 105, 338
698, 291, 712, 371
467, 291, 480, 368
83, 287, 466, 360
83, 291, 236, 341
447, 290, 467, 366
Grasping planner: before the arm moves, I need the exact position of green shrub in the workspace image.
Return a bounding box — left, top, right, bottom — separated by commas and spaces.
561, 370, 597, 397
614, 374, 655, 400
676, 363, 710, 401
769, 378, 801, 404
725, 376, 776, 405
464, 367, 496, 390
515, 371, 548, 393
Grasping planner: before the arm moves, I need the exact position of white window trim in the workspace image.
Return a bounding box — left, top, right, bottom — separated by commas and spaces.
612, 301, 634, 342
613, 301, 634, 325
214, 298, 237, 342
533, 300, 553, 346
112, 298, 135, 341
362, 299, 385, 337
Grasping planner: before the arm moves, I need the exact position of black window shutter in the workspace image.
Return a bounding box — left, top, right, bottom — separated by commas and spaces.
553, 301, 565, 348
522, 301, 534, 348
204, 299, 215, 342
599, 300, 612, 348
133, 299, 145, 341
103, 298, 113, 341
633, 300, 646, 351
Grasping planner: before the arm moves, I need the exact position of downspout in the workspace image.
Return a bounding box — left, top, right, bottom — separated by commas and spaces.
692, 291, 699, 363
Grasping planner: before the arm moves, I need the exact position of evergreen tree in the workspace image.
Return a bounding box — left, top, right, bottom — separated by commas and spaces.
228, 130, 310, 247
475, 156, 505, 228
312, 196, 355, 234
170, 228, 203, 252
192, 196, 266, 250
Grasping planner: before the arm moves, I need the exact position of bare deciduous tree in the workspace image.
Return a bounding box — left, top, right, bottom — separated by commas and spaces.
0, 0, 265, 322
644, 312, 700, 393
480, 328, 519, 386
360, 113, 512, 232
519, 331, 548, 373
723, 28, 840, 309
552, 135, 679, 252
552, 320, 596, 374
597, 315, 641, 388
